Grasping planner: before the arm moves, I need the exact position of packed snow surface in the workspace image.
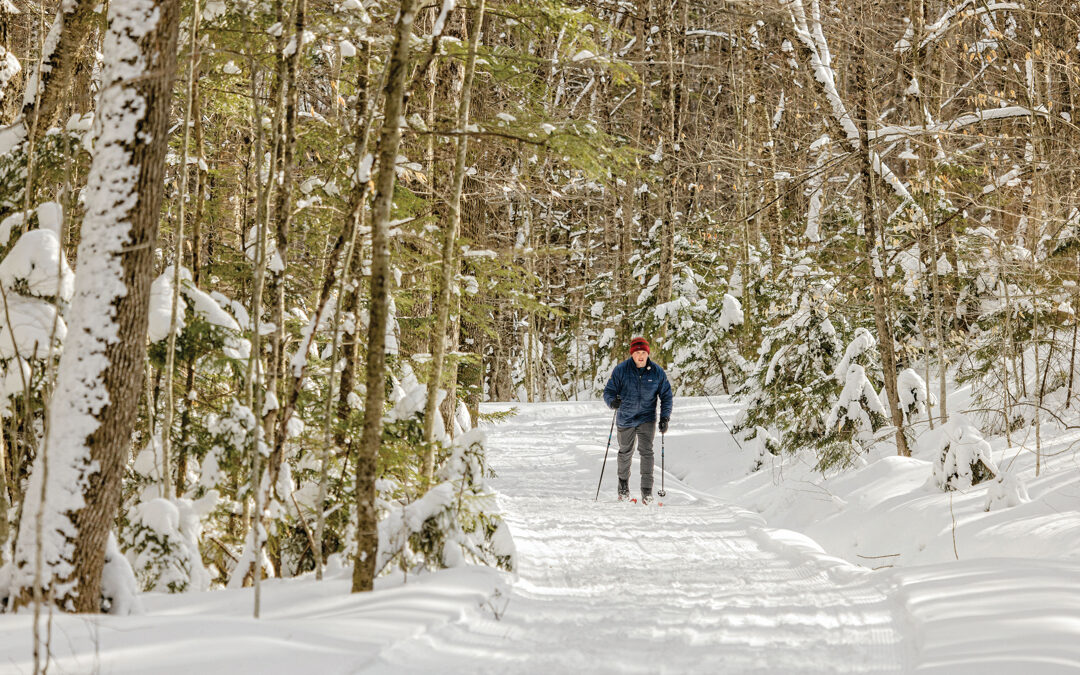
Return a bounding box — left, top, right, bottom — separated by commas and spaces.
2, 397, 1078, 673
375, 401, 905, 674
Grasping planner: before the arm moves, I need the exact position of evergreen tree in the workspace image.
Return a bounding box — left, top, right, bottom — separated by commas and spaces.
734, 264, 843, 465
820, 331, 890, 469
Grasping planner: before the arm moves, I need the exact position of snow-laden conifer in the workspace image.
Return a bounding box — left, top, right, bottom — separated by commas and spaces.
670, 287, 745, 394
815, 327, 891, 467
896, 368, 936, 426
734, 265, 842, 462
123, 495, 215, 593
821, 364, 889, 469
371, 376, 515, 575
925, 417, 999, 491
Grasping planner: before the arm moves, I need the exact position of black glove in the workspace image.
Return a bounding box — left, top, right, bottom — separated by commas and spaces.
659, 417, 669, 434
611, 396, 622, 410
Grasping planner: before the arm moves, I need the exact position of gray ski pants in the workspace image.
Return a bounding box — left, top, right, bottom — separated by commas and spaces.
617, 421, 655, 492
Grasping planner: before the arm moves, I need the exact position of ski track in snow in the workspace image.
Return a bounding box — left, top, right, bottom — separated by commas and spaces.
369, 400, 907, 674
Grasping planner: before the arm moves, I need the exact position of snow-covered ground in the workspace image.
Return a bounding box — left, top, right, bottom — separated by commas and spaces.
643, 396, 1080, 674
1, 396, 1078, 673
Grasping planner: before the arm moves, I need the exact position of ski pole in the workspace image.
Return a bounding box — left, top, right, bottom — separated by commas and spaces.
657, 432, 666, 498
595, 409, 617, 501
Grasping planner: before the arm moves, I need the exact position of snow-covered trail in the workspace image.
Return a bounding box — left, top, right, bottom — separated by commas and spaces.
372, 400, 908, 674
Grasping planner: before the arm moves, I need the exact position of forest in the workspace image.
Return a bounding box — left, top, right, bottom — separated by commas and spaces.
0, 0, 1076, 629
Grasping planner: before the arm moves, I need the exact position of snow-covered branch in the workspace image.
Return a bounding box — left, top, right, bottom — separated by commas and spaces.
783, 0, 859, 148
895, 1, 1024, 54
870, 105, 1049, 144
781, 0, 923, 217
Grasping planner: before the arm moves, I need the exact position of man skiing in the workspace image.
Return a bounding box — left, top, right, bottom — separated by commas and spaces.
603, 337, 673, 504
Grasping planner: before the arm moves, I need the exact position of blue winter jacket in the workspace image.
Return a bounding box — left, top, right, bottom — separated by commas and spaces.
603, 358, 674, 429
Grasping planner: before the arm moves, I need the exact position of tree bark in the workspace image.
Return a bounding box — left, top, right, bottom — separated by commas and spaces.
21, 0, 100, 142
854, 18, 910, 458
422, 0, 485, 479
352, 0, 419, 594
10, 0, 179, 612
656, 0, 676, 317
161, 0, 201, 499
335, 41, 372, 452
265, 0, 307, 501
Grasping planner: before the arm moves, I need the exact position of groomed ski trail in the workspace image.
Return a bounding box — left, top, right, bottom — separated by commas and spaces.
370, 399, 908, 674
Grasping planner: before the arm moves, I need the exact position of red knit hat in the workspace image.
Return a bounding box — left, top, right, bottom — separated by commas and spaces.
629, 337, 650, 355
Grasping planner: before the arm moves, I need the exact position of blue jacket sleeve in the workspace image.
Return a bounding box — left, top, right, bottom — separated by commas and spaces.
603, 364, 621, 409
659, 370, 673, 420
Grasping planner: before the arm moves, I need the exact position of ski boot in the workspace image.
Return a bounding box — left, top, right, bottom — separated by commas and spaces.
640, 489, 652, 506
618, 478, 630, 501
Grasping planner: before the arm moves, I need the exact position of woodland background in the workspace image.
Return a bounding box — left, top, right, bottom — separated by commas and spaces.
0, 0, 1077, 617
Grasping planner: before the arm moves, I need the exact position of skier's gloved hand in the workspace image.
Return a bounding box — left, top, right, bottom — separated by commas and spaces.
659, 417, 669, 433
611, 396, 622, 410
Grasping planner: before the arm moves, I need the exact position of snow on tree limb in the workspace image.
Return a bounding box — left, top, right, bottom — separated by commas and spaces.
431, 0, 455, 36
896, 1, 1024, 54
783, 0, 859, 148
289, 293, 334, 378
833, 327, 876, 383
928, 417, 999, 491
825, 364, 888, 441
870, 106, 1050, 144
781, 0, 923, 219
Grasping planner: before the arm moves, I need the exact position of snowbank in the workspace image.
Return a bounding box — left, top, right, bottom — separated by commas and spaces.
696, 425, 1080, 568
0, 565, 509, 674
629, 396, 1080, 672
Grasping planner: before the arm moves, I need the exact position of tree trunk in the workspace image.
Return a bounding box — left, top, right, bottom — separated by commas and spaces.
352, 0, 419, 594
335, 34, 371, 450
265, 0, 307, 501
0, 428, 8, 556
854, 19, 910, 458
235, 37, 272, 610
191, 72, 207, 286
21, 0, 99, 143
10, 0, 179, 612
422, 0, 485, 479
656, 0, 676, 319
161, 0, 201, 499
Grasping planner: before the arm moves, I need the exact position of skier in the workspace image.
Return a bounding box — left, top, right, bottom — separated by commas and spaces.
603, 337, 673, 504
